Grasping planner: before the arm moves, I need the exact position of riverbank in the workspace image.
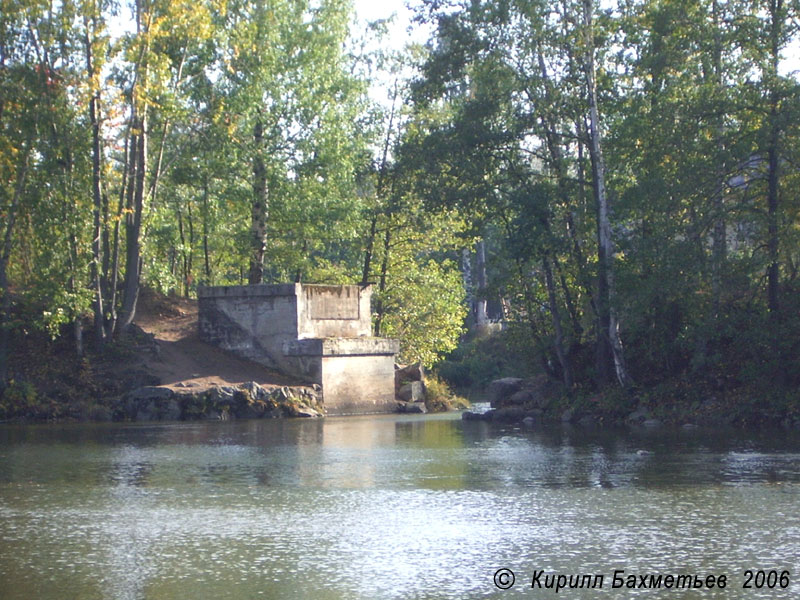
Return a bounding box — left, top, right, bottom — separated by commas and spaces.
0, 290, 465, 422
463, 374, 800, 430
0, 289, 323, 422
3, 290, 794, 427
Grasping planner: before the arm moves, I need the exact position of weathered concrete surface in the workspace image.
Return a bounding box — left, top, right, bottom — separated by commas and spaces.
320, 355, 397, 415
198, 284, 376, 371
284, 337, 399, 357
283, 336, 400, 415
198, 284, 299, 374
198, 283, 399, 415
297, 285, 371, 338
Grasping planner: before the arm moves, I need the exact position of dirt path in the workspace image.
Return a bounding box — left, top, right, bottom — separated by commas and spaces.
134, 290, 300, 391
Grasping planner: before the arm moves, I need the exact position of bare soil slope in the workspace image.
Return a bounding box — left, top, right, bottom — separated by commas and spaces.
134, 289, 300, 392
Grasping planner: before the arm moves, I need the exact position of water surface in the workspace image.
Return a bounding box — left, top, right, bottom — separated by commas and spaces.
1, 414, 799, 599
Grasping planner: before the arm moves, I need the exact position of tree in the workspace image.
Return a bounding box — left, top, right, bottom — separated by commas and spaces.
214, 0, 368, 285
579, 0, 633, 387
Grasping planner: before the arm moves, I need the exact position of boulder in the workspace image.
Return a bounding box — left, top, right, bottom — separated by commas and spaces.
462, 410, 488, 421
162, 399, 181, 421
398, 381, 424, 403
277, 386, 295, 401
508, 389, 535, 406
286, 404, 321, 418
120, 370, 161, 392
207, 385, 237, 405
528, 392, 553, 410
173, 391, 204, 419
119, 386, 176, 421
395, 362, 425, 384
204, 409, 222, 420
237, 401, 267, 419
396, 400, 428, 414
561, 408, 576, 423
524, 374, 558, 409
407, 402, 427, 414
486, 377, 524, 407
492, 405, 526, 423
626, 407, 651, 425
128, 386, 173, 402
240, 381, 269, 401
525, 409, 543, 423
135, 401, 157, 422
88, 404, 113, 422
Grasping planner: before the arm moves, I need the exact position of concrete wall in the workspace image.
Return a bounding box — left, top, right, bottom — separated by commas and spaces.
297, 284, 372, 338
321, 355, 396, 415
198, 283, 399, 415
198, 284, 300, 374
284, 337, 399, 415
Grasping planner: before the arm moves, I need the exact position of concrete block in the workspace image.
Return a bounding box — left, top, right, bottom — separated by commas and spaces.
198, 283, 400, 415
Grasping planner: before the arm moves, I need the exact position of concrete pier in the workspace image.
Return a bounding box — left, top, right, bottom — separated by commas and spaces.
198, 283, 399, 415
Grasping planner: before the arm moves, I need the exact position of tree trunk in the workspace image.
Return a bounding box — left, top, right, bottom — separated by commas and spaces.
574, 117, 599, 322
765, 0, 783, 314
766, 136, 779, 313
177, 203, 187, 295
202, 178, 212, 282
249, 118, 268, 284
186, 200, 194, 295
537, 45, 595, 328
147, 49, 185, 209
119, 111, 147, 333
542, 255, 573, 388
710, 0, 727, 319
461, 247, 474, 317
361, 82, 397, 287
474, 239, 489, 326
118, 0, 150, 333
582, 0, 632, 388
374, 226, 392, 336
361, 215, 378, 286
85, 23, 106, 346
105, 132, 131, 338
498, 211, 556, 378
555, 258, 583, 342
74, 311, 84, 358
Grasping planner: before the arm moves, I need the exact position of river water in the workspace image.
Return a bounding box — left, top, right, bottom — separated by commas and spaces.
1, 412, 799, 599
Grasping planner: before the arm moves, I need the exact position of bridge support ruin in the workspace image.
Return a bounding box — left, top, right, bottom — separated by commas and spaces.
198, 283, 399, 415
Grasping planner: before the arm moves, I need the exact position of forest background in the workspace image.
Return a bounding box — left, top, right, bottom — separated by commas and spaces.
1, 0, 799, 422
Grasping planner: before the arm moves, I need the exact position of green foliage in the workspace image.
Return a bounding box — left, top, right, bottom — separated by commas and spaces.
380, 257, 466, 367
2, 0, 800, 425
424, 373, 470, 412
408, 0, 800, 412
437, 327, 539, 390
0, 381, 38, 419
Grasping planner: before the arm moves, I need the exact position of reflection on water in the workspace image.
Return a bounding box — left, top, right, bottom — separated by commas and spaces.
1, 416, 799, 599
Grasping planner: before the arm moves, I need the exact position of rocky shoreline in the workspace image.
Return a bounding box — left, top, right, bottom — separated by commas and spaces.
1, 291, 468, 423
0, 342, 463, 423
462, 376, 800, 430
113, 381, 324, 422
104, 361, 440, 422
